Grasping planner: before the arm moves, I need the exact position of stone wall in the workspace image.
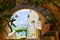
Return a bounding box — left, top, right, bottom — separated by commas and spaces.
1, 0, 59, 39
43, 4, 60, 33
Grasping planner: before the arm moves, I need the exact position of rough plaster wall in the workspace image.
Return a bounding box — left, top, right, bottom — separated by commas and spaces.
55, 10, 60, 34
0, 22, 9, 39
43, 4, 60, 34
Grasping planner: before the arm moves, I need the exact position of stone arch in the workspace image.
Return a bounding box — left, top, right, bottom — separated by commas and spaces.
0, 3, 51, 39
10, 5, 50, 35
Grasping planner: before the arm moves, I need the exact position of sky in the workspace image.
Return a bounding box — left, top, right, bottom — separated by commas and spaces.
10, 9, 30, 28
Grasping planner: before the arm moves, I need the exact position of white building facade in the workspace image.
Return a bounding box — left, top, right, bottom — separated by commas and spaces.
27, 10, 42, 39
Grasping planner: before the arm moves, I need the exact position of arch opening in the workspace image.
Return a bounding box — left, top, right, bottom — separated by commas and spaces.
9, 9, 42, 39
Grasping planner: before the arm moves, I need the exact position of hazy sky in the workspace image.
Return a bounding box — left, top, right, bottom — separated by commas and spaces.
11, 9, 30, 28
